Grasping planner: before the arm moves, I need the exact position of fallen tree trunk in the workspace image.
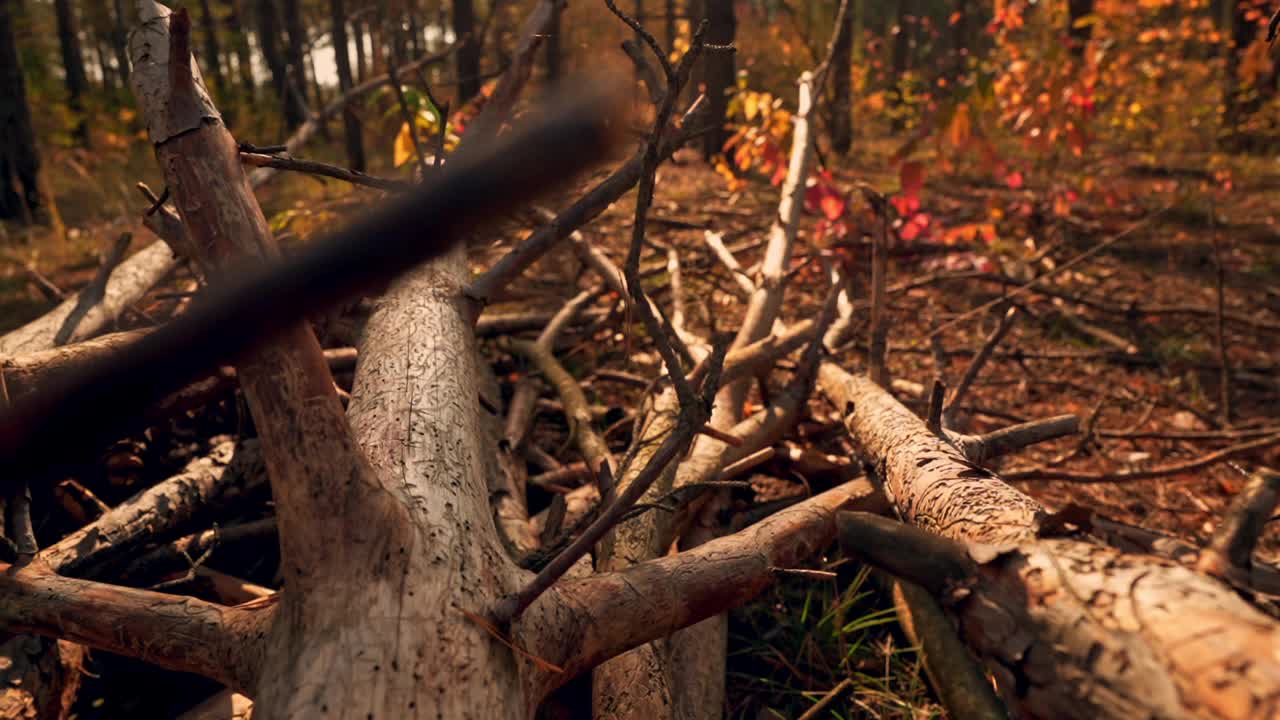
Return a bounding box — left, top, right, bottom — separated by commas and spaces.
0, 241, 177, 356
820, 362, 1280, 718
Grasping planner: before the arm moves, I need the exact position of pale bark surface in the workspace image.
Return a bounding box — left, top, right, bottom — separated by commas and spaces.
0, 241, 177, 356
820, 361, 1280, 719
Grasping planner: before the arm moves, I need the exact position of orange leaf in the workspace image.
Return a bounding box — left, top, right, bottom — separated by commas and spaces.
820, 193, 846, 221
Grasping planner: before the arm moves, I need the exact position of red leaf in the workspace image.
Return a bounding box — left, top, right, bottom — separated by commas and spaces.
770, 164, 787, 187
820, 193, 847, 221
1005, 170, 1024, 189
890, 195, 919, 216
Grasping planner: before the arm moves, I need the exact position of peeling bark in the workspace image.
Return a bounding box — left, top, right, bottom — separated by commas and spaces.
821, 361, 1280, 719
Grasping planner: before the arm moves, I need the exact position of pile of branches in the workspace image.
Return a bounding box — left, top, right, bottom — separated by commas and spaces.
1, 2, 1278, 719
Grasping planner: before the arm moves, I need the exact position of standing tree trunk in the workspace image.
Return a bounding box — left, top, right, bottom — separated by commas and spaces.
1067, 0, 1093, 60
198, 0, 227, 96
699, 0, 735, 159
110, 0, 131, 85
1223, 0, 1260, 134
830, 2, 853, 155
0, 0, 40, 223
453, 0, 480, 103
355, 14, 369, 81
52, 0, 90, 146
281, 0, 310, 106
225, 0, 255, 95
331, 0, 365, 170
256, 0, 307, 128
544, 1, 561, 84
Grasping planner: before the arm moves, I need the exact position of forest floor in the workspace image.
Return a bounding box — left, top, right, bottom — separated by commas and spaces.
2, 133, 1278, 718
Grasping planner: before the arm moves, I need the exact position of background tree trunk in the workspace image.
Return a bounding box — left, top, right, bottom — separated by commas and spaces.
52, 0, 90, 146
830, 2, 853, 155
331, 0, 366, 170
110, 0, 132, 85
198, 0, 228, 97
0, 0, 41, 223
453, 0, 480, 103
1222, 0, 1260, 133
699, 0, 735, 160
355, 14, 369, 81
225, 0, 255, 95
544, 1, 561, 84
256, 0, 307, 128
281, 0, 310, 105
1067, 0, 1094, 60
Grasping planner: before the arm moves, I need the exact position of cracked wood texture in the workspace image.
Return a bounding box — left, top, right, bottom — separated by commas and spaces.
129, 3, 413, 714
819, 361, 1280, 718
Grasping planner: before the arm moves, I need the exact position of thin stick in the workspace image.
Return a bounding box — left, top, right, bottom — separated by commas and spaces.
925, 378, 945, 434
946, 306, 1018, 419
54, 232, 133, 346
929, 206, 1169, 339
1005, 433, 1280, 482
868, 194, 889, 388
1197, 469, 1280, 577
239, 153, 415, 192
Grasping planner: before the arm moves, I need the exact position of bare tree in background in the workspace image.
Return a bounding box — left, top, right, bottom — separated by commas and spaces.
52, 0, 90, 145
331, 0, 366, 170
700, 0, 734, 159
0, 0, 41, 223
453, 0, 480, 103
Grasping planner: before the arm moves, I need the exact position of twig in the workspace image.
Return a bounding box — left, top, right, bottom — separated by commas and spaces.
796, 679, 854, 720
464, 0, 565, 142
492, 339, 730, 623
928, 205, 1169, 339
945, 306, 1018, 423
868, 191, 889, 388
621, 38, 664, 104
466, 98, 708, 304
386, 62, 429, 172
951, 414, 1079, 465
702, 230, 757, 296
1197, 469, 1280, 578
925, 378, 945, 434
715, 446, 775, 481
612, 14, 709, 414
1005, 433, 1280, 483
6, 481, 36, 559
54, 232, 133, 347
239, 153, 415, 192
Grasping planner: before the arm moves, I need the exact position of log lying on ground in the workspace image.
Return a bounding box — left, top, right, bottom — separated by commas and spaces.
820, 362, 1280, 718
0, 439, 264, 714
0, 241, 177, 356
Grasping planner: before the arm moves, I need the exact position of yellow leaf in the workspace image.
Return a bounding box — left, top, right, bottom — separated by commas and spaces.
393, 122, 416, 167
744, 92, 760, 121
